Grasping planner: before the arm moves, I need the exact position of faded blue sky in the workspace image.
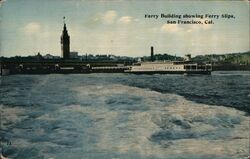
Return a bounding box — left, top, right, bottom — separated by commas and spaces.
0, 0, 249, 57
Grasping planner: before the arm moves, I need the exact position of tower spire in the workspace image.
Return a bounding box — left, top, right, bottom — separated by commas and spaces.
63, 16, 66, 29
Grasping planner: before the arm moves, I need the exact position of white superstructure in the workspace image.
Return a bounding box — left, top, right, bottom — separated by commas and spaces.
125, 61, 212, 74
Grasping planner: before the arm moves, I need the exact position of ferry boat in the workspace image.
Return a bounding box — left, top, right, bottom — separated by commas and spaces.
125, 47, 212, 75
125, 61, 212, 75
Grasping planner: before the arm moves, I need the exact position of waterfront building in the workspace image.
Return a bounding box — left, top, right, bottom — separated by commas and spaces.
70, 52, 79, 59
43, 54, 60, 59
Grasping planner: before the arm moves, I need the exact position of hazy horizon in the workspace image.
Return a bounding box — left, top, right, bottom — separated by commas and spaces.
0, 0, 249, 57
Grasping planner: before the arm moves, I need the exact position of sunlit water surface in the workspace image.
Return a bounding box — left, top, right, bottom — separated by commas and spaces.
0, 71, 249, 159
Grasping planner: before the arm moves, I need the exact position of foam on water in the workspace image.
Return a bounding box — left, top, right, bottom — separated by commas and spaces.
1, 83, 249, 159
71, 84, 249, 158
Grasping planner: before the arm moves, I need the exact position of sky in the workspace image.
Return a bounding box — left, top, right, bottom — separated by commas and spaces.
0, 0, 249, 57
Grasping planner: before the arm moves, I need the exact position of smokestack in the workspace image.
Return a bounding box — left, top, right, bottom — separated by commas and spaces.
151, 46, 154, 62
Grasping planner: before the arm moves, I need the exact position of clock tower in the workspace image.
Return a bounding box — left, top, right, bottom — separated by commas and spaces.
61, 17, 70, 59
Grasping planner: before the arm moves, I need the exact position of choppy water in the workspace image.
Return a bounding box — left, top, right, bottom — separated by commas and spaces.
0, 71, 249, 159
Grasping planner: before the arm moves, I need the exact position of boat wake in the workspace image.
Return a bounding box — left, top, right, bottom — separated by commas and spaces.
0, 84, 249, 159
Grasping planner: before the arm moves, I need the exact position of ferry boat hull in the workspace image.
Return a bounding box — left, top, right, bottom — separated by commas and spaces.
125, 70, 211, 75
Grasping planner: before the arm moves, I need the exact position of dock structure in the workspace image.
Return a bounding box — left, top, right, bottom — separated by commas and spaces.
0, 64, 10, 76
0, 58, 131, 75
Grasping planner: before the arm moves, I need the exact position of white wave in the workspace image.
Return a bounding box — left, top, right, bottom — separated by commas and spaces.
0, 154, 11, 159
0, 105, 28, 130
65, 84, 249, 158
1, 83, 248, 159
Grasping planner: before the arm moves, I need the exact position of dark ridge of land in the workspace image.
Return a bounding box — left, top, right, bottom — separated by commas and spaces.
192, 51, 250, 65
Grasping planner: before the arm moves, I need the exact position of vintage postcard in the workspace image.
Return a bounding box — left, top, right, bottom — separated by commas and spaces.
0, 0, 249, 159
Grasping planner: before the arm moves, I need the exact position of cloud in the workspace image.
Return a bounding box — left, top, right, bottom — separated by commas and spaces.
118, 16, 132, 24
85, 10, 136, 28
160, 18, 213, 34
186, 29, 192, 33
23, 22, 41, 34
189, 18, 213, 32
161, 24, 182, 33
0, 0, 6, 7
185, 18, 213, 33
87, 10, 135, 26
102, 10, 117, 25
84, 14, 102, 28
201, 19, 212, 30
